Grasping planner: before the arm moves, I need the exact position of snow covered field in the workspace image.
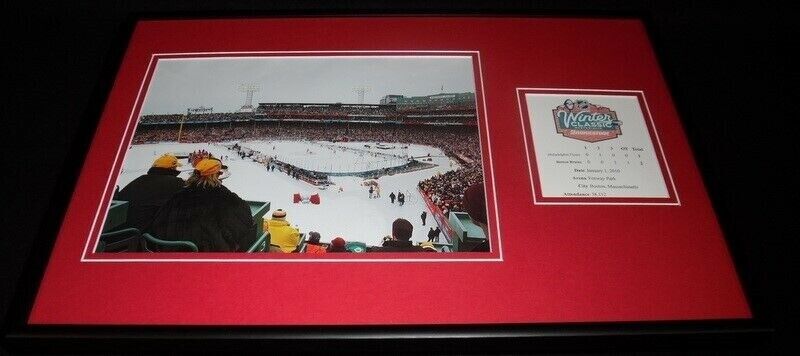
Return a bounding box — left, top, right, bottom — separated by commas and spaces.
115, 140, 461, 247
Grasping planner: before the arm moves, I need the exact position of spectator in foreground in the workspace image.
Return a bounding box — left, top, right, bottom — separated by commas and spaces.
115, 154, 185, 231
327, 237, 348, 253
304, 231, 326, 254
148, 158, 255, 252
371, 218, 427, 252
264, 209, 301, 253
463, 183, 489, 252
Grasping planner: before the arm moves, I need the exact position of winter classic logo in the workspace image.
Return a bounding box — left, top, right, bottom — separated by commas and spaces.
553, 99, 622, 142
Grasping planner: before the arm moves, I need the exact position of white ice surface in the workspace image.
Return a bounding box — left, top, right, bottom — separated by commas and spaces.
115, 141, 461, 247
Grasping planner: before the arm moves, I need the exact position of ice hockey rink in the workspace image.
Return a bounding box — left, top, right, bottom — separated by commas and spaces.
115, 140, 462, 247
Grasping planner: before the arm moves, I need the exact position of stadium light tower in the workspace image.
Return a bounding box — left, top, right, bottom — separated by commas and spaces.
239, 83, 261, 113
353, 85, 371, 104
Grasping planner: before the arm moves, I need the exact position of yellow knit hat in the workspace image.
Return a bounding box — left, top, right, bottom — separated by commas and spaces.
152, 154, 181, 169
194, 158, 221, 177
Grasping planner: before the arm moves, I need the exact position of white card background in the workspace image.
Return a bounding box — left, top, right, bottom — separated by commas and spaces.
525, 93, 669, 199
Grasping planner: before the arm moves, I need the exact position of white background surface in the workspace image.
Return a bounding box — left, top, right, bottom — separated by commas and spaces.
525, 94, 669, 199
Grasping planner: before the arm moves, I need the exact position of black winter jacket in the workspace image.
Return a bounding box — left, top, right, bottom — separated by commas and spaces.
148, 185, 255, 252
115, 167, 185, 231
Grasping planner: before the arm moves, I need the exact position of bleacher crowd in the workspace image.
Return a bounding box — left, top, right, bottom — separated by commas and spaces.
140, 112, 254, 124
418, 162, 483, 217
134, 121, 479, 162
139, 102, 476, 125
256, 104, 399, 117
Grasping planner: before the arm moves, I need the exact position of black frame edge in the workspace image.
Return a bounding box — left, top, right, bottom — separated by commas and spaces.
2, 7, 774, 354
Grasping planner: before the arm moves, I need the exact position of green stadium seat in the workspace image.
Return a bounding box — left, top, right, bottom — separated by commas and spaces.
103, 200, 130, 232
291, 233, 307, 253
142, 232, 199, 252
96, 227, 144, 252
448, 211, 487, 252
247, 231, 270, 252
246, 200, 271, 236
345, 241, 367, 253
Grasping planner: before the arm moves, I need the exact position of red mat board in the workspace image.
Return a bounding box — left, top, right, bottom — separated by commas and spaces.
28, 17, 750, 325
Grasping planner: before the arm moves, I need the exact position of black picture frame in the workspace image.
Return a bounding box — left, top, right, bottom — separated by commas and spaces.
2, 4, 782, 354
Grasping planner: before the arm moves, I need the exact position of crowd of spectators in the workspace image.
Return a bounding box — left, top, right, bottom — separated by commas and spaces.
256, 104, 400, 117
132, 126, 250, 144
140, 104, 476, 126
396, 103, 475, 115
139, 114, 184, 124
185, 112, 254, 122
133, 122, 480, 164
418, 162, 484, 217
402, 116, 476, 125
139, 112, 254, 124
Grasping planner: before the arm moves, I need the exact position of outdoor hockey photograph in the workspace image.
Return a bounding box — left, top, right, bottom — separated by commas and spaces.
93, 53, 494, 257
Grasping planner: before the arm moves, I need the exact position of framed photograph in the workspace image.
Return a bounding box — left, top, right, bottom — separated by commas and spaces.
84, 50, 498, 261
4, 15, 766, 352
